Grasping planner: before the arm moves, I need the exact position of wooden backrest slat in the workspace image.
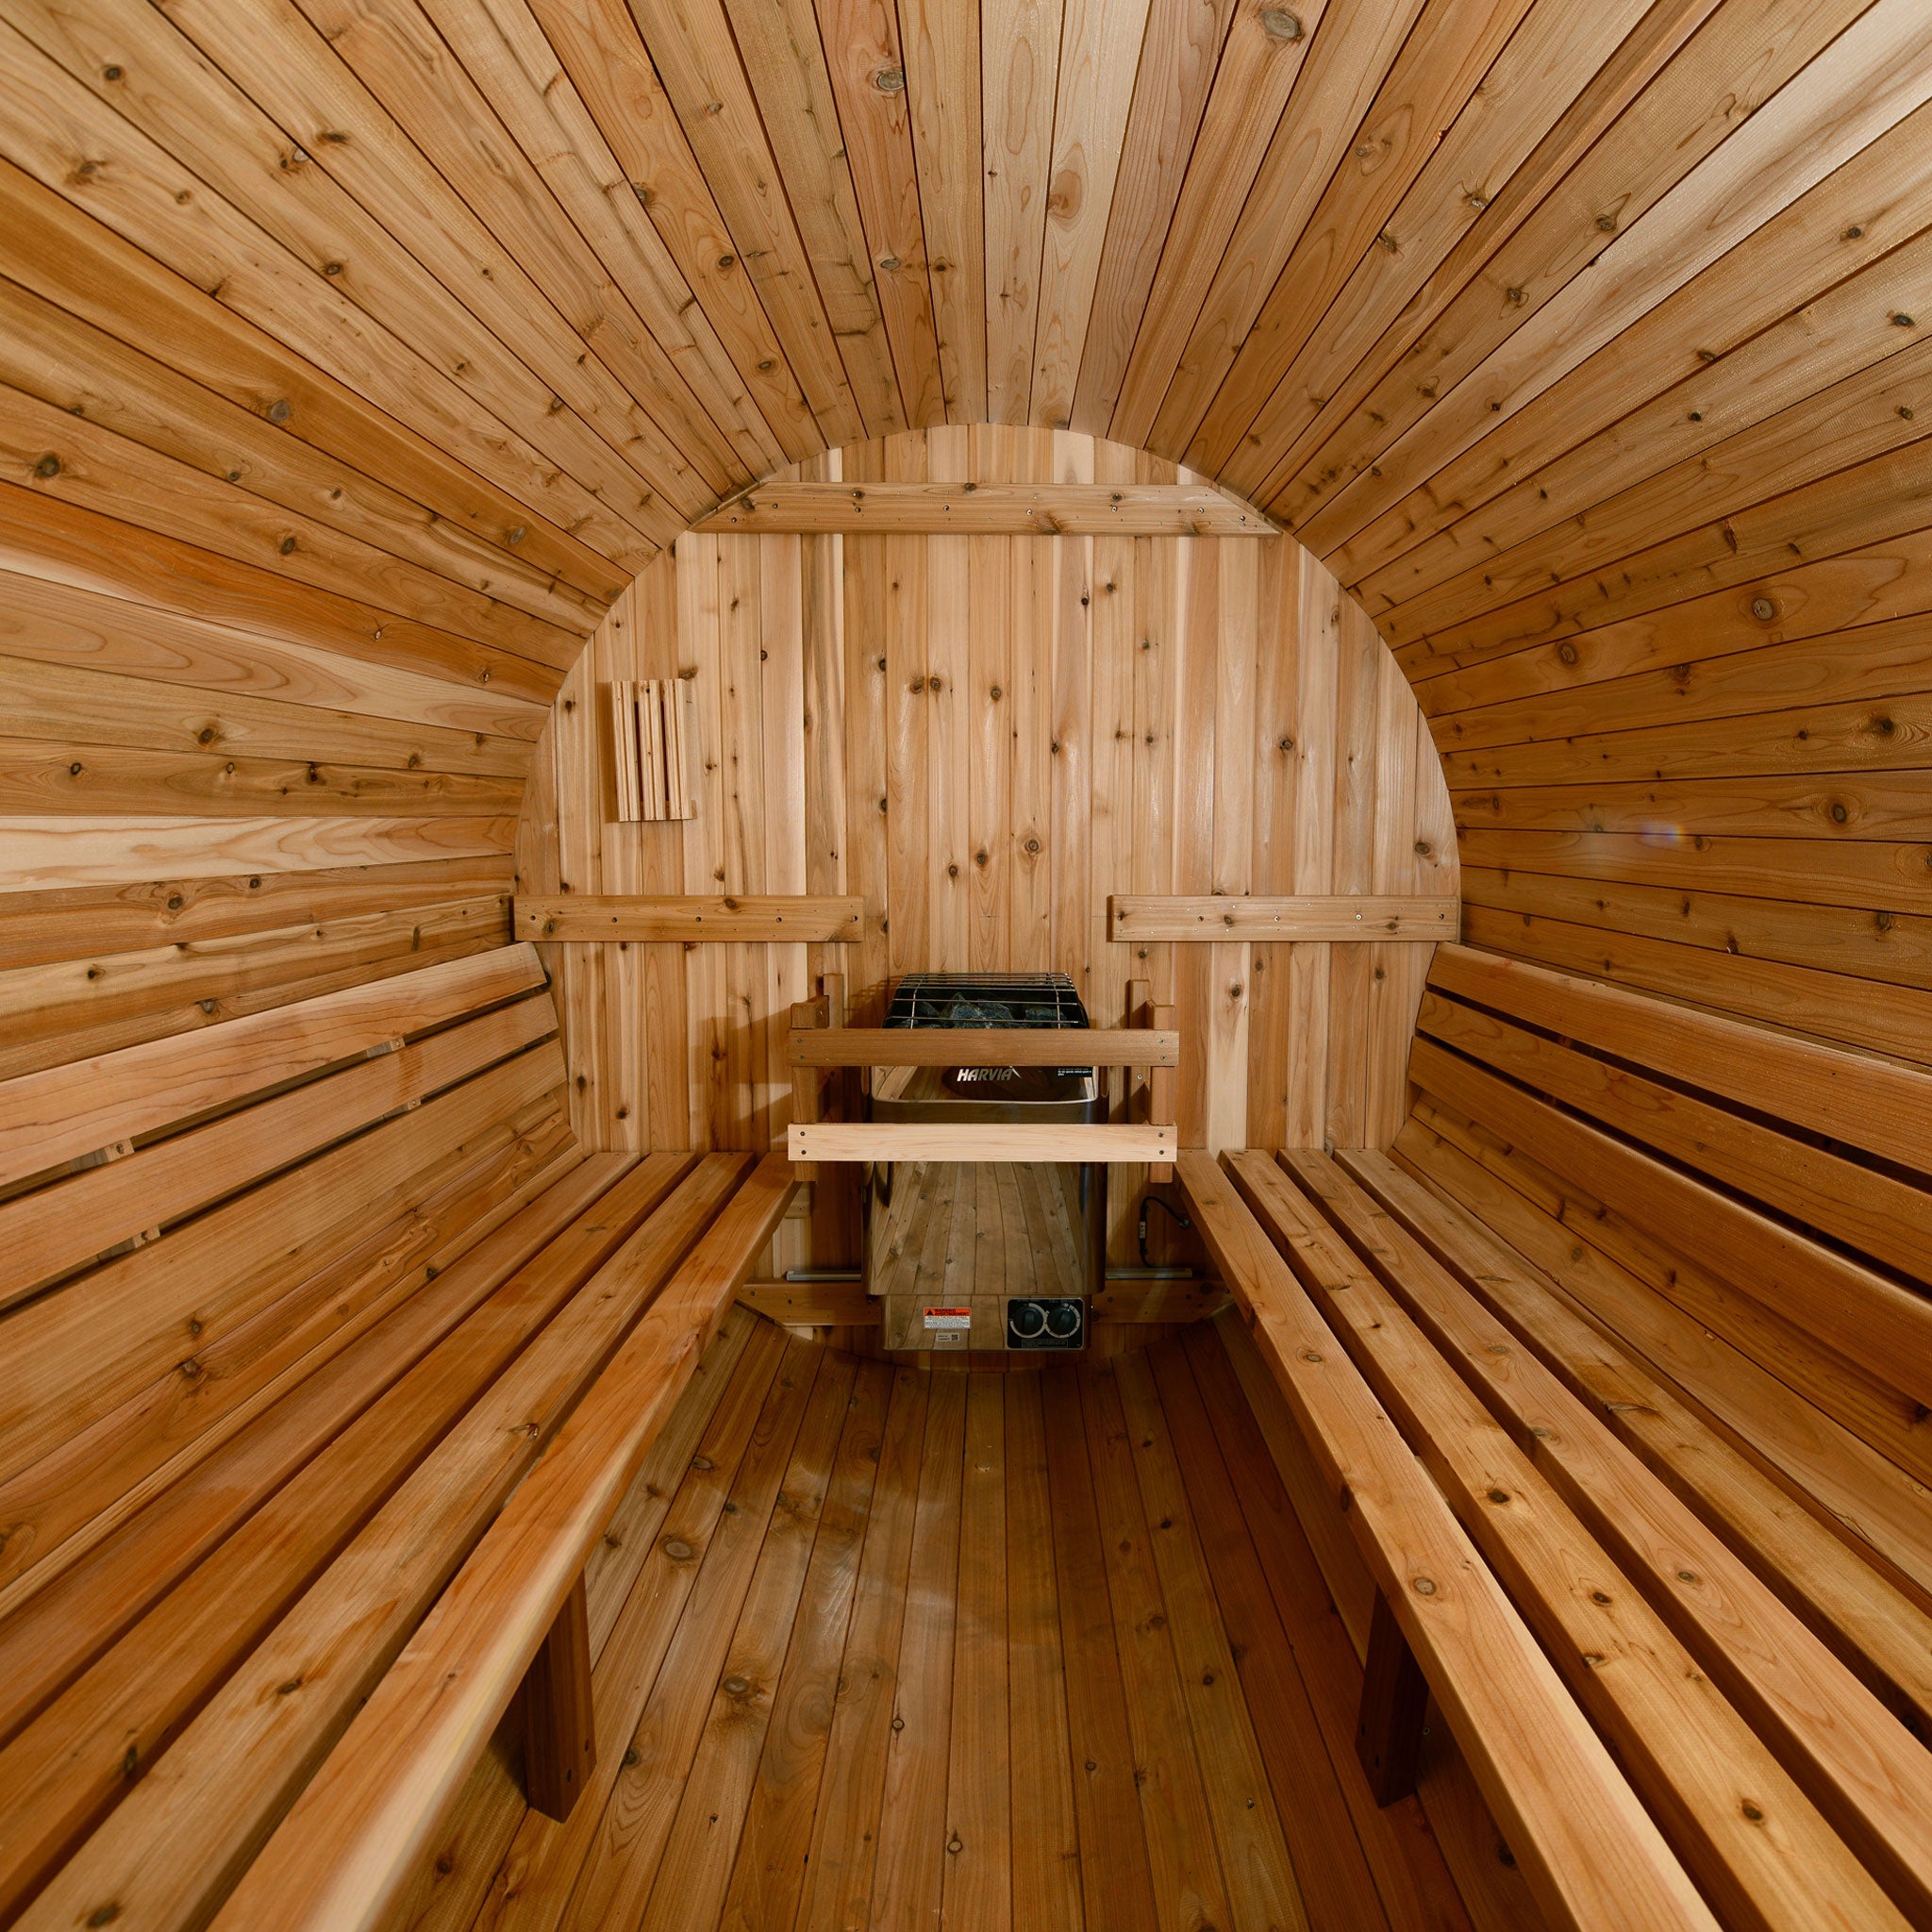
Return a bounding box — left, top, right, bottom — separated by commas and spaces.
1430, 943, 1932, 1176
1407, 1033, 1932, 1416
0, 1043, 563, 1491
1309, 1149, 1932, 1925
0, 991, 557, 1309
0, 1108, 579, 1621
1415, 990, 1932, 1289
1173, 1153, 1718, 1932
15, 1155, 758, 1932
203, 1155, 798, 1932
0, 942, 546, 1189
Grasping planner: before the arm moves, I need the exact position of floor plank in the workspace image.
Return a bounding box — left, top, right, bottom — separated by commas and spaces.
469, 1324, 1488, 1932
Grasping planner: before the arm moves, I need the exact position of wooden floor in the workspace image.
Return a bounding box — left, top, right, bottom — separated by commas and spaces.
426, 1308, 1479, 1932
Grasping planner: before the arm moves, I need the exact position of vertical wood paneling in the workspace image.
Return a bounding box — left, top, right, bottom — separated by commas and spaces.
926, 426, 973, 969
525, 433, 1456, 1254
882, 433, 931, 978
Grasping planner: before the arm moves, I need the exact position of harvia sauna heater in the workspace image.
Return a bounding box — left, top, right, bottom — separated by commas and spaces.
864, 972, 1106, 1352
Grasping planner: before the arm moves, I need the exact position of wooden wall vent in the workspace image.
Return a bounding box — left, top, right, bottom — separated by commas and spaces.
609, 678, 696, 823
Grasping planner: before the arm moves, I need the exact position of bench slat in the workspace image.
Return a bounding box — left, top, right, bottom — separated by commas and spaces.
1232, 1153, 1903, 1932
1310, 1149, 1932, 1924
1174, 1152, 1718, 1932
203, 1153, 798, 1932
0, 1155, 693, 1922
0, 942, 546, 1189
0, 1150, 631, 1742
0, 1105, 580, 1616
0, 1041, 564, 1489
11, 1155, 748, 1932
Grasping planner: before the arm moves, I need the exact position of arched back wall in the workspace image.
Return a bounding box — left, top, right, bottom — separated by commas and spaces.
4, 0, 1930, 1238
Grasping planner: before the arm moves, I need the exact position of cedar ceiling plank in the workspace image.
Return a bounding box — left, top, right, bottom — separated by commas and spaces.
1178, 0, 1528, 477
1302, 0, 1932, 563
0, 5, 689, 543
0, 370, 592, 668
714, 0, 902, 439
1107, 0, 1372, 455
280, 0, 766, 490
508, 0, 821, 465
1368, 227, 1932, 638
1278, 0, 1871, 549
0, 488, 564, 709
1251, 0, 1723, 527
1028, 0, 1150, 431
408, 0, 809, 472
975, 0, 1045, 425
1069, 0, 1235, 435
0, 154, 629, 608
810, 0, 947, 428
0, 359, 600, 655
186, 0, 741, 506
902, 0, 988, 421
1365, 111, 1932, 614
1389, 427, 1932, 667
0, 89, 664, 580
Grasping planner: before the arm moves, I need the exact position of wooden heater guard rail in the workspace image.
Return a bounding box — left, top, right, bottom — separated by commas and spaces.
785, 980, 1180, 1178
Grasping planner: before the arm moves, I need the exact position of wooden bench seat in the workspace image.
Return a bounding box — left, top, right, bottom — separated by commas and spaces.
8, 1151, 794, 1932
1185, 1145, 1932, 1932
1174, 1152, 1720, 1932
0, 944, 797, 1930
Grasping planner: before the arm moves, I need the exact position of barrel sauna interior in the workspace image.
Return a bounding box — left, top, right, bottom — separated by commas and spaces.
3, 3, 1930, 1927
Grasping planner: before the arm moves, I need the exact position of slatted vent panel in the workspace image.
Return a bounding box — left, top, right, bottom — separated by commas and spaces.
609, 679, 696, 823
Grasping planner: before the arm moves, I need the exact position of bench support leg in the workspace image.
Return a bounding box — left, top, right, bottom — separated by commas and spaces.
524, 1574, 596, 1822
1356, 1589, 1428, 1806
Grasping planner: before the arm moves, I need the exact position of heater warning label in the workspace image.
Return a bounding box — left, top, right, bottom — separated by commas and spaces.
923, 1307, 972, 1330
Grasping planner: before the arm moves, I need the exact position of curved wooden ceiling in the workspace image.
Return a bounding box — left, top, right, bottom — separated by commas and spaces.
3, 0, 1930, 1032
3, 0, 1923, 599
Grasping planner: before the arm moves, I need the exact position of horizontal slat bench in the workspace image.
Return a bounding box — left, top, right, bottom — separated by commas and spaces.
0, 943, 798, 1930
1174, 1152, 1720, 1932
205, 1154, 798, 1931
5, 1153, 794, 1932
1187, 1145, 1932, 1932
